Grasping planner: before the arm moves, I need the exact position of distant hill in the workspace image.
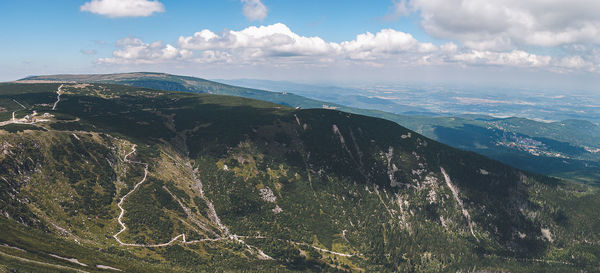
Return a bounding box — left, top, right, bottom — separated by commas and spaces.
20, 72, 600, 184
19, 73, 600, 184
20, 72, 334, 109
0, 82, 598, 272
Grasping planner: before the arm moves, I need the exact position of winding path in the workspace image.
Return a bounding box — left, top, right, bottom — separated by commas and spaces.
110, 145, 357, 260
2, 89, 361, 260
113, 145, 168, 247
111, 145, 272, 259
113, 145, 229, 248
238, 236, 360, 257
52, 84, 64, 110
0, 111, 50, 127
0, 84, 62, 127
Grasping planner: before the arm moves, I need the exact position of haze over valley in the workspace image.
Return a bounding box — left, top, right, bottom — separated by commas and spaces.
220, 79, 600, 123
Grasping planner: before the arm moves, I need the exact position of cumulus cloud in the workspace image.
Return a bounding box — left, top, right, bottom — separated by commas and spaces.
451, 50, 552, 67
241, 0, 268, 21
177, 23, 439, 64
97, 23, 600, 72
81, 0, 165, 18
98, 37, 191, 64
342, 30, 417, 54
409, 0, 600, 49
341, 29, 437, 61
178, 23, 340, 61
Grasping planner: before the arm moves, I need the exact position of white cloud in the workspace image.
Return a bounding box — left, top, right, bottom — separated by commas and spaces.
81, 0, 165, 18
178, 23, 340, 61
342, 29, 418, 54
176, 24, 441, 65
557, 56, 591, 70
553, 53, 600, 72
440, 42, 458, 54
383, 0, 412, 21
410, 0, 600, 49
194, 51, 234, 64
451, 50, 552, 67
241, 0, 268, 21
98, 23, 600, 73
463, 36, 513, 51
341, 29, 436, 61
98, 38, 191, 64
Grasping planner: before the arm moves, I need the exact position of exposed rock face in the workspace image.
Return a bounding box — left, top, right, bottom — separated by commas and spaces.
259, 187, 277, 203
0, 82, 597, 272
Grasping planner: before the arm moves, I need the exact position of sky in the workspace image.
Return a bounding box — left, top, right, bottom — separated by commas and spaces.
1, 0, 600, 91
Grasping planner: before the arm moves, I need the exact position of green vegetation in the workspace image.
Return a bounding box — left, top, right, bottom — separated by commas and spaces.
20, 73, 600, 184
0, 124, 46, 132
0, 82, 598, 272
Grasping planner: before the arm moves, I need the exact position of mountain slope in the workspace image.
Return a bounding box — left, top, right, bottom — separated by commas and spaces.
19, 72, 333, 110
0, 82, 598, 272
19, 73, 600, 184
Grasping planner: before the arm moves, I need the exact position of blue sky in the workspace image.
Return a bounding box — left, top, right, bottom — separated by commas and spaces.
1, 0, 600, 91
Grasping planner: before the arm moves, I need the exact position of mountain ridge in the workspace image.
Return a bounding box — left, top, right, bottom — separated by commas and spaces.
0, 82, 598, 272
17, 72, 600, 184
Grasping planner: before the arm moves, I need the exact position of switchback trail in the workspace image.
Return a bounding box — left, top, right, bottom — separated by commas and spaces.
113, 144, 175, 248
111, 145, 273, 259
111, 145, 353, 259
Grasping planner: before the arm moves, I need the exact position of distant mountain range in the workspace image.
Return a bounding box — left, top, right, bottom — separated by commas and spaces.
218, 79, 600, 124
20, 73, 600, 184
0, 80, 598, 271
